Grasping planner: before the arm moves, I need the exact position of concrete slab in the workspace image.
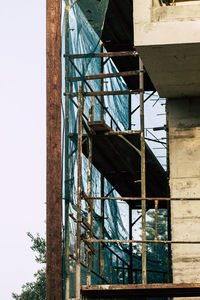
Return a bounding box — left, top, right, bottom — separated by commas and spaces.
134, 0, 200, 97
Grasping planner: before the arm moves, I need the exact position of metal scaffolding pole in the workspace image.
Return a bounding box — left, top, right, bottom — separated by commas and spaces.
128, 93, 133, 284
166, 105, 172, 285
100, 176, 105, 283
100, 40, 104, 122
139, 57, 147, 284
87, 104, 93, 286
76, 86, 83, 299
64, 1, 70, 298
129, 207, 133, 283
100, 41, 105, 283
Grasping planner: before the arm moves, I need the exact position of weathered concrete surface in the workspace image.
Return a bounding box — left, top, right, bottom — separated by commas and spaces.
133, 0, 200, 97
167, 97, 200, 300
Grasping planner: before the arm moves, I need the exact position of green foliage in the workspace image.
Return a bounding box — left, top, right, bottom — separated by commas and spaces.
146, 209, 168, 264
146, 209, 168, 284
134, 209, 168, 284
27, 232, 46, 264
12, 233, 46, 300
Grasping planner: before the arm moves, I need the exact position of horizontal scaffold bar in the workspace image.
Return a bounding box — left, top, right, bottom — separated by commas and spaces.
65, 89, 142, 97
82, 130, 141, 137
65, 51, 138, 59
83, 239, 200, 244
68, 70, 140, 82
82, 196, 200, 201
81, 283, 200, 298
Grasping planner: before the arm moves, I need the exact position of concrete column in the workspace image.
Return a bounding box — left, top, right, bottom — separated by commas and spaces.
167, 97, 200, 300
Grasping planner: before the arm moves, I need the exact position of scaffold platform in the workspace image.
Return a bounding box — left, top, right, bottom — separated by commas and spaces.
82, 122, 169, 209
82, 283, 200, 299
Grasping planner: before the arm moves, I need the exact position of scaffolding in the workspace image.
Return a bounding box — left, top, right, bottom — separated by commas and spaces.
46, 0, 200, 299
66, 48, 200, 300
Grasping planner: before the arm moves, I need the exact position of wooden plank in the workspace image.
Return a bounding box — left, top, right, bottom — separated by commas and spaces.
46, 0, 62, 299
88, 120, 112, 132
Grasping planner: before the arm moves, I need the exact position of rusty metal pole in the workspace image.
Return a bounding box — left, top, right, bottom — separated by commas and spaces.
128, 93, 133, 284
100, 40, 104, 121
139, 57, 147, 284
129, 94, 132, 131
76, 86, 83, 299
166, 105, 172, 284
129, 206, 133, 283
87, 107, 93, 286
100, 41, 105, 283
100, 176, 105, 283
46, 0, 63, 299
64, 1, 70, 298
155, 200, 158, 241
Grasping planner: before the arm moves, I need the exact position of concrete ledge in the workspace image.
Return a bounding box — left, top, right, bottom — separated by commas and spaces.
152, 5, 200, 22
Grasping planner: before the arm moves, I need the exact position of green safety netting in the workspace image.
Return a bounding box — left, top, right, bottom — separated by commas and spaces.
61, 0, 168, 298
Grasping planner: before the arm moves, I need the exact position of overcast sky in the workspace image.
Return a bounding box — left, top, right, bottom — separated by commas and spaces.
0, 1, 46, 298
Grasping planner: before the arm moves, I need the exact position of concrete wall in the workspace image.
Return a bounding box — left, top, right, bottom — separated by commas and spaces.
134, 0, 200, 46
133, 0, 200, 97
167, 97, 200, 299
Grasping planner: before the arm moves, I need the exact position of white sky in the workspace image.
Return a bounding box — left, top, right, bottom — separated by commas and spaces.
0, 1, 46, 299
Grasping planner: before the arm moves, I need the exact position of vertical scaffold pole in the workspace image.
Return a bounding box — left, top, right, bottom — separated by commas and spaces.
46, 0, 63, 299
76, 86, 83, 299
100, 175, 105, 283
166, 107, 172, 284
87, 101, 93, 286
139, 57, 147, 284
64, 1, 70, 299
129, 206, 133, 283
100, 41, 105, 283
128, 94, 133, 283
100, 40, 104, 121
129, 94, 132, 131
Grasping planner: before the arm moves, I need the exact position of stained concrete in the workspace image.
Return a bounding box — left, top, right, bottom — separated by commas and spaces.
133, 0, 200, 97
167, 97, 200, 300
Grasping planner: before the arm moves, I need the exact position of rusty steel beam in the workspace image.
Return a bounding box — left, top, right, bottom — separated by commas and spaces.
66, 50, 138, 59
128, 207, 133, 284
76, 86, 83, 299
139, 57, 147, 285
46, 0, 62, 299
87, 107, 93, 286
83, 238, 200, 244
66, 89, 142, 97
68, 70, 139, 82
100, 41, 104, 122
128, 80, 133, 288
85, 196, 200, 201
100, 175, 105, 284
64, 0, 70, 298
154, 200, 159, 241
100, 43, 105, 283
